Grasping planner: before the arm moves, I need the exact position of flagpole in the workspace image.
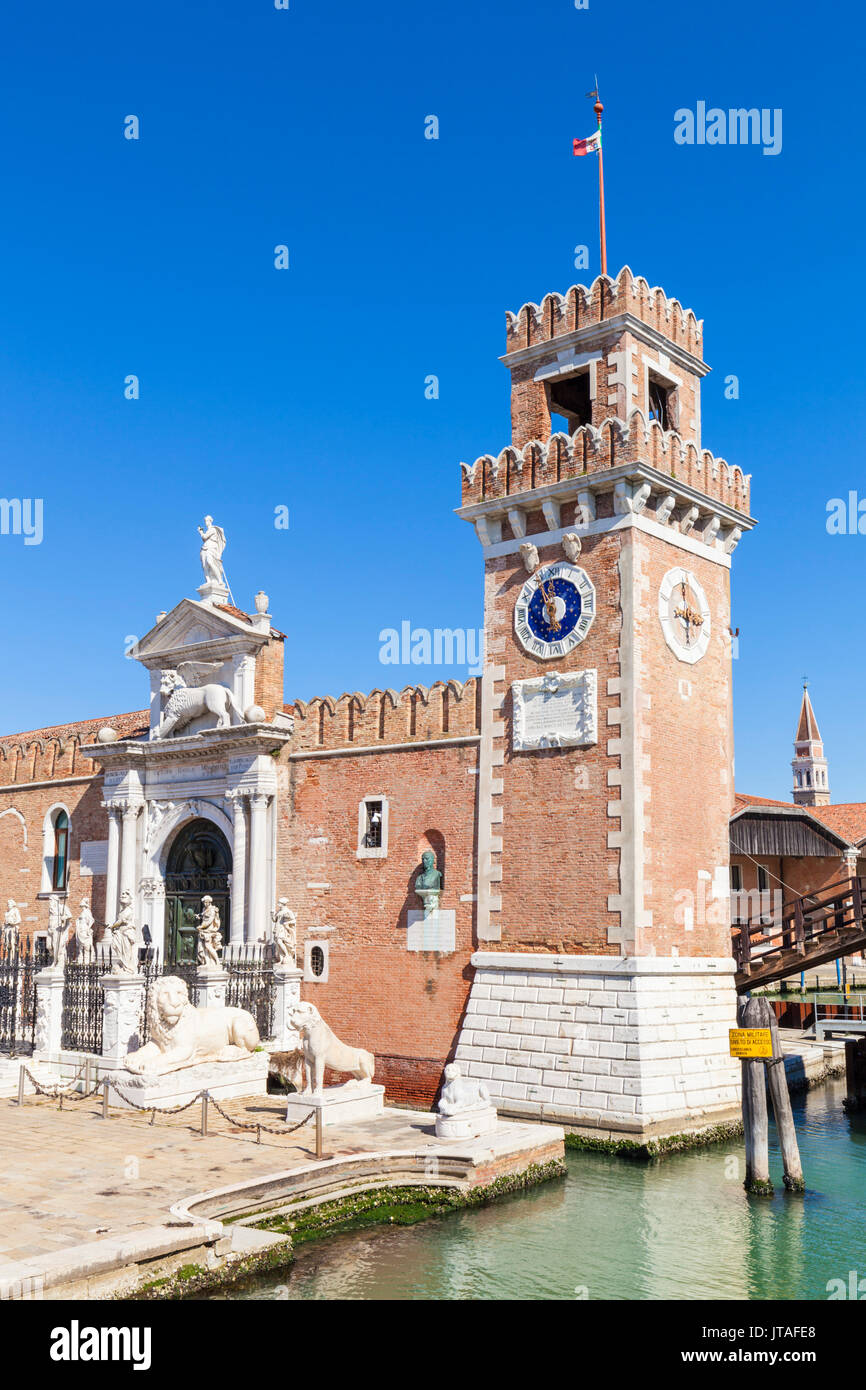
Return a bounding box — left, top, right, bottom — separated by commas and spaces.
594, 97, 607, 276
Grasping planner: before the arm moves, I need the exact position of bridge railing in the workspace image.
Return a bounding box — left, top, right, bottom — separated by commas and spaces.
733, 875, 864, 980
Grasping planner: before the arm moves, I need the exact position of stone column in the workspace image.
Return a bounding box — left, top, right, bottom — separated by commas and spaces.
103, 803, 121, 922
34, 967, 65, 1056
101, 972, 146, 1066
246, 793, 269, 943
272, 965, 303, 1049
119, 803, 140, 902
229, 791, 247, 947
193, 967, 228, 1010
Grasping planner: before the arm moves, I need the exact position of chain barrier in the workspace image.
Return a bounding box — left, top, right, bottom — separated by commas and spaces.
15, 1067, 320, 1149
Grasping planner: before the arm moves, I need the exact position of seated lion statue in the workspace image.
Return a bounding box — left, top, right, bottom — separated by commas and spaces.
287, 1001, 375, 1095
124, 975, 260, 1076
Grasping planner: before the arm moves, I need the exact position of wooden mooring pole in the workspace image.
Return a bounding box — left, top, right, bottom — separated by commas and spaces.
738, 995, 773, 1195
760, 998, 805, 1193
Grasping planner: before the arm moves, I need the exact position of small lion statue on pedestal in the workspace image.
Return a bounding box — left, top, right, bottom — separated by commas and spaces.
124, 975, 260, 1076
287, 1001, 375, 1095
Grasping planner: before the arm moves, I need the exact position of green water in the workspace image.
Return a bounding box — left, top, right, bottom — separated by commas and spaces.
212, 1076, 866, 1301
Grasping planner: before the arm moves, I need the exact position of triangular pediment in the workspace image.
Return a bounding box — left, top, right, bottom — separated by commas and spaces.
130, 599, 266, 670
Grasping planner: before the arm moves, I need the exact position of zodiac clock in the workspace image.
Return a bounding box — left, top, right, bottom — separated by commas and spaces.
513, 561, 596, 659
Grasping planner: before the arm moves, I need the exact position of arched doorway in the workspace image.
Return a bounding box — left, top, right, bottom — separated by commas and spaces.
164, 819, 231, 963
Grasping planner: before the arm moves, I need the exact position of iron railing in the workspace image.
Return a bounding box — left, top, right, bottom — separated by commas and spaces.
226, 943, 276, 1040
0, 938, 41, 1055
60, 959, 105, 1053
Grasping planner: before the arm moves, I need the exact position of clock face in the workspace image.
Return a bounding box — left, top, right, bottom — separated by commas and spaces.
658, 567, 711, 663
514, 561, 596, 659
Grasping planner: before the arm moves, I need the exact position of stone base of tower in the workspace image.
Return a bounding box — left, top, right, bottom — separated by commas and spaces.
454, 952, 741, 1143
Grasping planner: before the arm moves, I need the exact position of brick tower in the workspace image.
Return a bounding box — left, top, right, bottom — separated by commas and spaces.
454, 267, 755, 1142
791, 684, 830, 806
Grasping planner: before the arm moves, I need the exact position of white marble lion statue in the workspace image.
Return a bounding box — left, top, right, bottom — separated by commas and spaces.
155, 664, 246, 739
123, 975, 260, 1075
287, 1001, 375, 1095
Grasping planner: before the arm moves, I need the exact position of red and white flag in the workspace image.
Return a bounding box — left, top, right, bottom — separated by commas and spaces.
573, 129, 601, 156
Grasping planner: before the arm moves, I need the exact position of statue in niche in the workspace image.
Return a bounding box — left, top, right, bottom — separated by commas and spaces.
48, 895, 73, 969
107, 890, 139, 974
155, 663, 246, 739
196, 895, 223, 967
271, 899, 297, 967
198, 515, 229, 589
75, 897, 95, 963
2, 899, 21, 950
415, 849, 442, 917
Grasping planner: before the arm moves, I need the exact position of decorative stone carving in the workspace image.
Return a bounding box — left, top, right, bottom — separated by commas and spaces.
435, 1062, 499, 1139
107, 889, 138, 974
414, 850, 442, 918
656, 493, 677, 525
2, 899, 21, 949
198, 515, 228, 589
271, 899, 297, 966
287, 1001, 375, 1095
562, 532, 582, 563
575, 490, 596, 526
122, 975, 259, 1075
47, 895, 73, 969
75, 898, 94, 962
512, 668, 598, 751
254, 591, 269, 615
155, 664, 246, 739
518, 540, 539, 574
196, 895, 223, 966
144, 800, 176, 852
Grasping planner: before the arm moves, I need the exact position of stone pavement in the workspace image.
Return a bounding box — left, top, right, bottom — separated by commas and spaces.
0, 1090, 440, 1269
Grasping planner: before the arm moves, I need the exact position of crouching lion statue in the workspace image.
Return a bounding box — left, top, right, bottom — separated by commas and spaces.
287, 1001, 375, 1095
123, 975, 260, 1076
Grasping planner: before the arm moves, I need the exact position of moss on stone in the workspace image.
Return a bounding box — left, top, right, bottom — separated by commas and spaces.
129, 1240, 294, 1301
564, 1120, 744, 1161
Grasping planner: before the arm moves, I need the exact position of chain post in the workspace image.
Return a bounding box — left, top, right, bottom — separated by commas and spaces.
315, 1105, 323, 1159
102, 1077, 109, 1119
201, 1091, 208, 1137
17, 1065, 24, 1106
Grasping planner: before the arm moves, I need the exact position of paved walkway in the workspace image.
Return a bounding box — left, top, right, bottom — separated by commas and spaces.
0, 1091, 439, 1268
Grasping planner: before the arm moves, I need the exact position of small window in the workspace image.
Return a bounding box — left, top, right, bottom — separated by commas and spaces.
357, 796, 388, 858
549, 372, 592, 433
648, 377, 673, 431
52, 811, 69, 891
730, 864, 742, 892
757, 866, 769, 893
303, 938, 330, 982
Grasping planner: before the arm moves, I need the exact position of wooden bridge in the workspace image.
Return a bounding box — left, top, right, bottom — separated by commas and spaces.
733, 875, 866, 990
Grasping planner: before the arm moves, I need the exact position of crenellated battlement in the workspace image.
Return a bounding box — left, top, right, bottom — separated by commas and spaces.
460, 413, 751, 516
505, 266, 704, 358
0, 710, 148, 786
289, 679, 481, 753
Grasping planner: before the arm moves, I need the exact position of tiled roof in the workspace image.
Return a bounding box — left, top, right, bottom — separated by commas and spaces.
733, 793, 866, 849
0, 709, 149, 746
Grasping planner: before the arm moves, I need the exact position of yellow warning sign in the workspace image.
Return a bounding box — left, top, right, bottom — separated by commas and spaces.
729, 1027, 773, 1059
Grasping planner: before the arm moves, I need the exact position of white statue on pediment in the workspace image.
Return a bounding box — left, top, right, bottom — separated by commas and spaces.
2, 899, 21, 949
155, 663, 246, 739
199, 516, 228, 589
75, 898, 95, 962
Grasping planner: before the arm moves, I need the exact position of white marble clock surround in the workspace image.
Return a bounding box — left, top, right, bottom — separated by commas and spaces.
658, 566, 712, 664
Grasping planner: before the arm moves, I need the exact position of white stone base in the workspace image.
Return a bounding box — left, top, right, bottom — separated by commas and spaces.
107, 1052, 269, 1109
435, 1104, 499, 1139
284, 1081, 385, 1129
453, 952, 741, 1139
407, 909, 456, 953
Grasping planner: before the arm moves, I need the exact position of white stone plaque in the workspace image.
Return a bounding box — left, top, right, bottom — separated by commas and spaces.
407, 909, 456, 953
79, 840, 109, 877
512, 669, 597, 751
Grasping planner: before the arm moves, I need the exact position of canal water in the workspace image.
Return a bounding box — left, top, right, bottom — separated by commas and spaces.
211, 1075, 866, 1301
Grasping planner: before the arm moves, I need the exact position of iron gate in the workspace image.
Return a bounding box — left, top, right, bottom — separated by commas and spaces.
61, 960, 104, 1053
0, 938, 39, 1055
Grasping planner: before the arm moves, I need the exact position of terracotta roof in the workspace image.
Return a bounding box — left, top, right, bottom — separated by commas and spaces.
733, 792, 798, 812
214, 604, 286, 640
732, 793, 866, 849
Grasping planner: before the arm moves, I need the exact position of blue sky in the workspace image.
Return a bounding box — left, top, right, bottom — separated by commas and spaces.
0, 0, 862, 803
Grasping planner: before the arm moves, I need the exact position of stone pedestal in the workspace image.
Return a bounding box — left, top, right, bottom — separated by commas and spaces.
109, 1052, 268, 1108
193, 967, 228, 1010
101, 972, 146, 1064
33, 967, 65, 1054
285, 1081, 385, 1129
406, 909, 456, 954
435, 1105, 499, 1140
272, 965, 303, 1048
